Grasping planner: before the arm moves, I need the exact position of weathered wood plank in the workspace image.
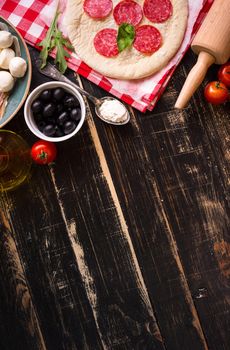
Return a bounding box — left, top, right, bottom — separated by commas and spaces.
0, 124, 164, 349
0, 47, 229, 350
80, 71, 210, 349
0, 51, 108, 348
0, 208, 46, 350
47, 103, 165, 349
104, 50, 229, 350
80, 51, 229, 349
0, 165, 106, 350
0, 51, 164, 349
167, 53, 230, 350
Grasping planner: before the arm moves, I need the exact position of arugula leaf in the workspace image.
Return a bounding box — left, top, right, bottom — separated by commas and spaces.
38, 8, 73, 73
38, 10, 58, 68
54, 29, 72, 74
117, 23, 135, 52
53, 21, 73, 74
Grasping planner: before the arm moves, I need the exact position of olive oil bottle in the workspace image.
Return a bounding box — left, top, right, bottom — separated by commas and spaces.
0, 130, 32, 192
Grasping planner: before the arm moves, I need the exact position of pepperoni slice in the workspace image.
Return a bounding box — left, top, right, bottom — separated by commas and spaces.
143, 0, 173, 23
113, 0, 143, 26
83, 0, 113, 19
94, 29, 119, 57
133, 25, 162, 54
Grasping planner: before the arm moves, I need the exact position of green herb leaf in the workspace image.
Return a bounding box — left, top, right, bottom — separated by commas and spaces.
53, 22, 73, 74
38, 7, 74, 73
38, 10, 59, 68
117, 23, 135, 52
54, 32, 71, 74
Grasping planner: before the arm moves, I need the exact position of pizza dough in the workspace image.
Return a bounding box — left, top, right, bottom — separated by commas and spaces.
64, 0, 188, 80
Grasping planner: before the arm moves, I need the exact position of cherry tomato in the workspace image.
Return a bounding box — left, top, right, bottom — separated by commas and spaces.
218, 62, 230, 87
204, 81, 229, 105
31, 140, 57, 165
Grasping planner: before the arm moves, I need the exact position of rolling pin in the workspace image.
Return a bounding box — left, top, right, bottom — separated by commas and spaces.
175, 0, 230, 109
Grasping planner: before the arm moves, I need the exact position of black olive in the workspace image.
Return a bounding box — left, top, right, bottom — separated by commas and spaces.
43, 103, 56, 118
56, 104, 64, 114
70, 108, 81, 122
63, 120, 76, 135
54, 125, 64, 137
64, 95, 79, 108
33, 113, 43, 123
74, 98, 80, 107
37, 120, 46, 132
31, 99, 42, 114
40, 89, 52, 102
43, 124, 56, 136
47, 117, 56, 125
57, 111, 68, 126
53, 88, 65, 101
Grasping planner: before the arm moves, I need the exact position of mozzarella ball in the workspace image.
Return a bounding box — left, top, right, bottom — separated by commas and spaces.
9, 57, 27, 78
0, 71, 14, 92
0, 48, 15, 69
0, 30, 13, 49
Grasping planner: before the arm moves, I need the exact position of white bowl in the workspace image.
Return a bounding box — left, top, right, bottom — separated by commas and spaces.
24, 81, 86, 142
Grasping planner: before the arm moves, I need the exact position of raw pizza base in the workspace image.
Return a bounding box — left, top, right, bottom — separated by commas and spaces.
64, 0, 188, 80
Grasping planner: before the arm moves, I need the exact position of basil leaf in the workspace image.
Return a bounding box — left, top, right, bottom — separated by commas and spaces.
117, 23, 135, 52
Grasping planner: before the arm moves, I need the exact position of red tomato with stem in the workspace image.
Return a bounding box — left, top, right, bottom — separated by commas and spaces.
31, 140, 57, 165
218, 62, 230, 88
204, 81, 229, 105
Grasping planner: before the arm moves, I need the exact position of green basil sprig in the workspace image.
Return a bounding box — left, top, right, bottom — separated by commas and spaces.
117, 23, 135, 52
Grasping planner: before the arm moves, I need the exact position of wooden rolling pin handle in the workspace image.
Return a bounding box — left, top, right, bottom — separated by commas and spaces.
175, 51, 215, 109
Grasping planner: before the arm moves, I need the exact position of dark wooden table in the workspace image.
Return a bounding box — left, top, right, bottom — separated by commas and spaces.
0, 46, 229, 350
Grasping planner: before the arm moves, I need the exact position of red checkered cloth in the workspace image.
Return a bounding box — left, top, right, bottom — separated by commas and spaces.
0, 0, 213, 112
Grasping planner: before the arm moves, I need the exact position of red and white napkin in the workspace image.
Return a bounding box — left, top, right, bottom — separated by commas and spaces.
0, 0, 213, 112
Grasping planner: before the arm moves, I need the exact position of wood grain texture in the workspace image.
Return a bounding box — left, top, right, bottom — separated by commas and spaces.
0, 209, 46, 350
82, 81, 208, 349
80, 51, 230, 349
0, 47, 229, 350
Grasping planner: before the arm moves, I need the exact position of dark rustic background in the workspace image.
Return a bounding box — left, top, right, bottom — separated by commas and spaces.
0, 46, 229, 350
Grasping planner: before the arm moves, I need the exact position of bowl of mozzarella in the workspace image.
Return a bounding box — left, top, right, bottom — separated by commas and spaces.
0, 18, 31, 128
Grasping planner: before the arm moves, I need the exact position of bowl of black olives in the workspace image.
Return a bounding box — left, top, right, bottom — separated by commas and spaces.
24, 81, 86, 142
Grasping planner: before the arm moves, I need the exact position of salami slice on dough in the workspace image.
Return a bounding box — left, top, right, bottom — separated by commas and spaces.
113, 0, 143, 26
143, 0, 172, 23
83, 0, 113, 19
133, 25, 162, 54
94, 29, 119, 57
